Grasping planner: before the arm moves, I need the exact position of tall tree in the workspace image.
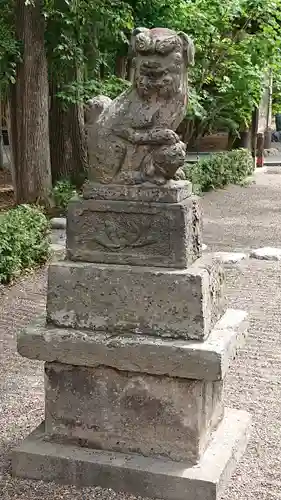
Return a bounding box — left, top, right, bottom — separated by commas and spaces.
45, 0, 133, 186
10, 0, 52, 206
49, 71, 87, 187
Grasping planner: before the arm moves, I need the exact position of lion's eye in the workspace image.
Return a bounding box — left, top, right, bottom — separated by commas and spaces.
135, 34, 152, 53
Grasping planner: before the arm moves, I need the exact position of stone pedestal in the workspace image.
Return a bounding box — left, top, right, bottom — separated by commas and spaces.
67, 182, 200, 269
12, 180, 251, 500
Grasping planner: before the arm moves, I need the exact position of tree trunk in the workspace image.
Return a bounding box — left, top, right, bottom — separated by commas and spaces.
10, 0, 52, 207
256, 132, 264, 168
49, 77, 87, 188
0, 95, 4, 169
115, 55, 127, 79
251, 107, 259, 160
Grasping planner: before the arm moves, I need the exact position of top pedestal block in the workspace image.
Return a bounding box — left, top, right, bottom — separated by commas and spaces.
83, 180, 193, 203
67, 182, 202, 269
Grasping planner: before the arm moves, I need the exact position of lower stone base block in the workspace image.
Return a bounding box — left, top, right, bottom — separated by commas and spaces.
12, 408, 250, 500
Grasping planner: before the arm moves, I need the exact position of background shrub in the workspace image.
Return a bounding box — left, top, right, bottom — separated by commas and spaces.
0, 205, 50, 284
52, 179, 77, 215
184, 149, 254, 193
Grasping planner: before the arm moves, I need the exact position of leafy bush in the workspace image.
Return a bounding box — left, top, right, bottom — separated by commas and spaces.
0, 205, 50, 284
184, 149, 254, 193
52, 179, 77, 214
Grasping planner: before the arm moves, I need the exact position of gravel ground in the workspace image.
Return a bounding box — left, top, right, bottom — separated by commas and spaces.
1, 170, 281, 499
201, 168, 281, 252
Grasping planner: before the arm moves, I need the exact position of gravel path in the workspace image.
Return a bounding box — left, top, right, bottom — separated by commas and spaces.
201, 168, 281, 252
1, 170, 281, 499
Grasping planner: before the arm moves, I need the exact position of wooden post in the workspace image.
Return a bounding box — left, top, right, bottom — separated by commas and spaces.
264, 69, 273, 149
0, 92, 4, 169
251, 107, 259, 168
256, 132, 264, 168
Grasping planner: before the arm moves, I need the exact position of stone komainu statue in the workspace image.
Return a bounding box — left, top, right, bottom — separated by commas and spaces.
85, 27, 195, 185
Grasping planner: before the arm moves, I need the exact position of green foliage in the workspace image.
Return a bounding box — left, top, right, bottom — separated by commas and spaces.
92, 76, 131, 100
0, 205, 50, 284
184, 149, 254, 193
0, 0, 20, 87
56, 76, 131, 105
97, 0, 281, 140
39, 0, 134, 114
181, 0, 281, 140
1, 0, 281, 146
52, 179, 77, 214
44, 0, 133, 94
44, 0, 133, 68
272, 72, 281, 116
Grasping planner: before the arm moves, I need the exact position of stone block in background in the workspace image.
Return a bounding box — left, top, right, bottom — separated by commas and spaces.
46, 256, 225, 341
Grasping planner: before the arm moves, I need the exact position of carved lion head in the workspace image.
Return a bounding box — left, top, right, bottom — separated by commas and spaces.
131, 27, 195, 99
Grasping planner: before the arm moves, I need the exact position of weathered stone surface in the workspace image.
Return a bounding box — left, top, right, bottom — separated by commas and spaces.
50, 244, 66, 260
66, 195, 202, 268
250, 247, 281, 261
44, 362, 223, 463
85, 28, 194, 185
18, 309, 248, 381
12, 409, 251, 500
46, 257, 225, 341
82, 180, 192, 203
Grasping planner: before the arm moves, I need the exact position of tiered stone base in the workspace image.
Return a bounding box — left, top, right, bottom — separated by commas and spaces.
12, 409, 250, 500
14, 306, 250, 499
12, 182, 251, 499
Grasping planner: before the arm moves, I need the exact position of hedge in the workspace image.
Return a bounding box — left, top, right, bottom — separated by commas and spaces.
0, 205, 50, 284
184, 148, 254, 193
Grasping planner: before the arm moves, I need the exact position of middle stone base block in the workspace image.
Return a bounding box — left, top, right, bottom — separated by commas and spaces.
46, 257, 225, 341
45, 362, 223, 464
12, 409, 251, 500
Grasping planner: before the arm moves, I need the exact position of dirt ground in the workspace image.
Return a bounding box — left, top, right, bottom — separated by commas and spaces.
1, 169, 281, 499
0, 168, 14, 211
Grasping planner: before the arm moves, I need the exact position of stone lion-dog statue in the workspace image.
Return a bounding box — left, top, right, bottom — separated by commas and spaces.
85, 27, 195, 185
